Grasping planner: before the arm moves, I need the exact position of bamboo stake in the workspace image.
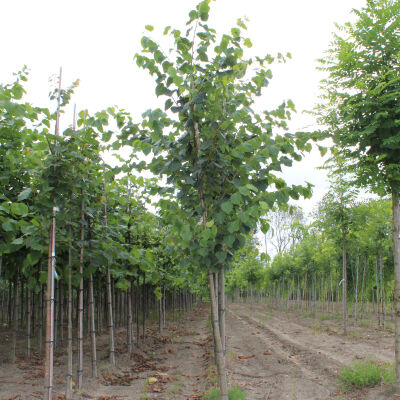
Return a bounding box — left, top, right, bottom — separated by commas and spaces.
66, 223, 73, 399
44, 66, 62, 400
11, 271, 19, 361
104, 177, 116, 365
66, 105, 76, 399
44, 207, 57, 400
26, 287, 31, 359
89, 272, 98, 377
77, 194, 84, 389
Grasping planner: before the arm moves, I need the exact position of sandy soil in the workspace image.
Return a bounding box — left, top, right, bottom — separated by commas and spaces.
227, 302, 398, 400
2, 302, 400, 400
0, 305, 211, 400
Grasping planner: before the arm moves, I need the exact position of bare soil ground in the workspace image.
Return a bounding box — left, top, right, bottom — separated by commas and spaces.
0, 305, 211, 400
227, 302, 398, 400
1, 302, 400, 399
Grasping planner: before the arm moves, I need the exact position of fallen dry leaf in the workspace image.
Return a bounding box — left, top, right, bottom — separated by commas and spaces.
238, 355, 255, 359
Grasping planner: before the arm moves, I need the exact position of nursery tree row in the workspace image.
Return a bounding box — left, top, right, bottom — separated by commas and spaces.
0, 69, 203, 399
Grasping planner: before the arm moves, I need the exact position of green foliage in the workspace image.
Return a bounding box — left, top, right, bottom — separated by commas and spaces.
204, 385, 247, 400
318, 0, 400, 195
339, 360, 394, 390
0, 69, 204, 298
128, 0, 313, 275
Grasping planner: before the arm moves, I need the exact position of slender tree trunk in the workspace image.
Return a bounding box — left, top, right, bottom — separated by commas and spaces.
142, 274, 146, 342
26, 287, 31, 359
66, 229, 73, 399
376, 254, 381, 327
218, 267, 226, 356
209, 270, 228, 399
89, 273, 97, 378
59, 282, 64, 345
106, 268, 115, 364
392, 191, 400, 388
44, 207, 56, 400
77, 197, 84, 389
360, 255, 367, 318
342, 227, 347, 335
380, 253, 385, 327
11, 272, 19, 362
127, 286, 133, 351
104, 177, 116, 365
355, 251, 359, 322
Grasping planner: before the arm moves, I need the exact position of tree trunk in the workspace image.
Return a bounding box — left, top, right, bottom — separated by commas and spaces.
26, 287, 31, 359
392, 191, 400, 389
342, 227, 347, 335
66, 232, 73, 399
11, 272, 19, 362
380, 253, 385, 327
44, 208, 56, 400
355, 251, 359, 322
89, 273, 97, 378
376, 254, 381, 326
127, 285, 133, 351
77, 197, 85, 390
209, 270, 228, 399
106, 268, 116, 364
360, 255, 367, 318
218, 267, 226, 356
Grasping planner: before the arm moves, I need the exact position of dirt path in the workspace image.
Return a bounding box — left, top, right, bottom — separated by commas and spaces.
0, 305, 211, 400
227, 303, 397, 400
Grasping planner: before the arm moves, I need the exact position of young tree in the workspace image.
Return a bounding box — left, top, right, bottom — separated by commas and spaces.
128, 1, 312, 396
318, 0, 400, 385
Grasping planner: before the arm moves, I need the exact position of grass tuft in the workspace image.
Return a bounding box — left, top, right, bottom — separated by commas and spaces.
339, 360, 395, 391
204, 385, 247, 400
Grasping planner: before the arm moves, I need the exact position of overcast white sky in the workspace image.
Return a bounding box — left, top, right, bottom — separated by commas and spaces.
2, 0, 367, 215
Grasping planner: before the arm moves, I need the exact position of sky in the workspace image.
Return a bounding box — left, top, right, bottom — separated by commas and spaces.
2, 0, 367, 216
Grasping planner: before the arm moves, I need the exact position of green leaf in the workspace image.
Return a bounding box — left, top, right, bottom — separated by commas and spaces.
231, 192, 241, 205
231, 28, 240, 38
180, 229, 192, 242
21, 224, 36, 235
221, 201, 233, 214
0, 202, 10, 213
145, 25, 154, 31
239, 186, 250, 196
227, 220, 240, 233
102, 131, 112, 142
11, 237, 24, 245
216, 251, 227, 263
244, 38, 252, 48
318, 145, 328, 157
206, 220, 214, 228
223, 235, 235, 248
11, 203, 29, 216
17, 188, 32, 201
260, 220, 270, 234
199, 0, 210, 21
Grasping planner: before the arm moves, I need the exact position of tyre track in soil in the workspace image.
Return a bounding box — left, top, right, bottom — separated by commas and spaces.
232, 303, 394, 367
227, 307, 340, 400
228, 304, 400, 400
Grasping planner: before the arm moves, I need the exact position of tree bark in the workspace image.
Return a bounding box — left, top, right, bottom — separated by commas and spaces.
66, 229, 73, 399
218, 267, 226, 356
11, 272, 19, 362
342, 226, 347, 335
209, 270, 228, 399
392, 191, 400, 388
44, 208, 56, 400
77, 197, 84, 389
89, 273, 98, 378
26, 287, 31, 359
